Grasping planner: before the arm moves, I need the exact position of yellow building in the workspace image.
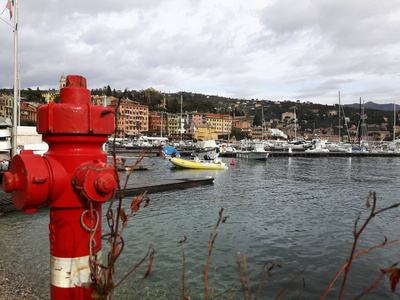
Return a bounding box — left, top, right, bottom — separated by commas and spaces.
41, 90, 59, 103
0, 93, 13, 118
167, 113, 179, 136
205, 113, 231, 136
192, 123, 218, 140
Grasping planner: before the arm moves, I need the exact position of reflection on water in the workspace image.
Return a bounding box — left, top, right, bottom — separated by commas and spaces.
1, 156, 400, 299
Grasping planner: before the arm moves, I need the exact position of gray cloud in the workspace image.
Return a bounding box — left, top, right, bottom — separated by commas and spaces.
1, 0, 400, 105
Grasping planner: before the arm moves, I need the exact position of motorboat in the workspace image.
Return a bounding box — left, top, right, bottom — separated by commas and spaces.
162, 146, 181, 159
169, 156, 227, 170
236, 141, 270, 160
305, 147, 329, 153
304, 138, 329, 153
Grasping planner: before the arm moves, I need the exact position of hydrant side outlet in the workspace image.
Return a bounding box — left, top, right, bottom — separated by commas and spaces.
2, 150, 52, 211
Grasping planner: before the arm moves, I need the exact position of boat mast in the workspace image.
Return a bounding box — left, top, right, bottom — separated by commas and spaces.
12, 0, 18, 157
394, 102, 396, 142
261, 105, 264, 140
160, 112, 163, 138
359, 97, 362, 146
294, 107, 297, 140
180, 93, 183, 140
338, 91, 341, 143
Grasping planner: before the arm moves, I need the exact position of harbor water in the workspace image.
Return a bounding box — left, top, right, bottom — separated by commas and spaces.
1, 156, 400, 299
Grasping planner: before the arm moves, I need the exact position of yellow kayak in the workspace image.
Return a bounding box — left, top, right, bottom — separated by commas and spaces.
170, 157, 227, 170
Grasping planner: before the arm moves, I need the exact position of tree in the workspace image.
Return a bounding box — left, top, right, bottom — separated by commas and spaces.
21, 119, 36, 126
106, 85, 112, 96
167, 97, 180, 113
231, 127, 247, 140
53, 94, 61, 103
253, 114, 262, 126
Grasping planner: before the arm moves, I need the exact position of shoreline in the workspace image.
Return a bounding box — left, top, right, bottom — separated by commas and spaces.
0, 268, 47, 300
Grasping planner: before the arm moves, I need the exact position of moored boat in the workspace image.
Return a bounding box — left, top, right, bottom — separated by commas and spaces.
170, 156, 227, 170
162, 146, 181, 159
236, 141, 270, 160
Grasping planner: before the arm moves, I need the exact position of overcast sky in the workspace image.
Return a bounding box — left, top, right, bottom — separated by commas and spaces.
1, 0, 400, 105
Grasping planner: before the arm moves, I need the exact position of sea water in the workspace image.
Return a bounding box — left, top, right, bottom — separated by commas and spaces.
1, 156, 400, 299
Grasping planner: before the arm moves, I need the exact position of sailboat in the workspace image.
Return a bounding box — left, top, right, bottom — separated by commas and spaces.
351, 98, 370, 152
388, 102, 400, 152
326, 91, 352, 153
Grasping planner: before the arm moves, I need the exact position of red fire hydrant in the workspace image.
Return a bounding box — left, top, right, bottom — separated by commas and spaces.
2, 75, 116, 299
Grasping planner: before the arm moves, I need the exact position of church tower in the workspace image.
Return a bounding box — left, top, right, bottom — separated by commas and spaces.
59, 75, 66, 90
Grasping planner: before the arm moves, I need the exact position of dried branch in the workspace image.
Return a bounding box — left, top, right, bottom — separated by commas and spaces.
255, 262, 282, 299
179, 235, 189, 300
354, 272, 386, 299
236, 252, 251, 300
317, 191, 400, 300
87, 90, 155, 299
321, 238, 400, 299
274, 269, 305, 300
114, 246, 155, 289
204, 208, 229, 300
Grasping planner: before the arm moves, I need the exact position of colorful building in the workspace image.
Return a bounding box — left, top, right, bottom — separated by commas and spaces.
191, 123, 218, 140
205, 113, 232, 136
20, 102, 37, 122
148, 112, 167, 136
110, 99, 148, 138
167, 113, 179, 136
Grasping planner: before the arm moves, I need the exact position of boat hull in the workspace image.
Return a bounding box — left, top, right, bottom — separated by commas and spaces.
170, 158, 227, 170
236, 151, 270, 160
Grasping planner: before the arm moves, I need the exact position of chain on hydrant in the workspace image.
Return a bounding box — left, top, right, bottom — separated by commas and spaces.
2, 75, 116, 299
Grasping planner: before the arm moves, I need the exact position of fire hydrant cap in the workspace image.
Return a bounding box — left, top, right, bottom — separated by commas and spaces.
2, 150, 51, 210
96, 173, 116, 195
74, 162, 117, 203
2, 172, 15, 193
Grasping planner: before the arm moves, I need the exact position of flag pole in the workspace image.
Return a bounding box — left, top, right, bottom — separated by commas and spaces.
12, 0, 18, 157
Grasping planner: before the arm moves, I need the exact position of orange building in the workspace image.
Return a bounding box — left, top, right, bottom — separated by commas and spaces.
110, 99, 148, 138
148, 112, 167, 135
232, 116, 252, 129
20, 102, 38, 123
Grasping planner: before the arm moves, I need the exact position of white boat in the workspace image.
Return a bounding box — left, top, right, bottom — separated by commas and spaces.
192, 144, 222, 161
325, 142, 352, 153
305, 147, 329, 153
196, 139, 218, 150
0, 118, 12, 172
220, 144, 236, 153
135, 136, 168, 147
305, 138, 329, 153
236, 142, 270, 160
18, 143, 49, 156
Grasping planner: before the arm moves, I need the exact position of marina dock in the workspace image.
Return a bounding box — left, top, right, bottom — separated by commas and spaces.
265, 151, 400, 157
113, 146, 400, 158
0, 176, 214, 214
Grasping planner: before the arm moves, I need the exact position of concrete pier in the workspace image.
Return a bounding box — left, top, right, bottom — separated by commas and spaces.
0, 176, 214, 214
